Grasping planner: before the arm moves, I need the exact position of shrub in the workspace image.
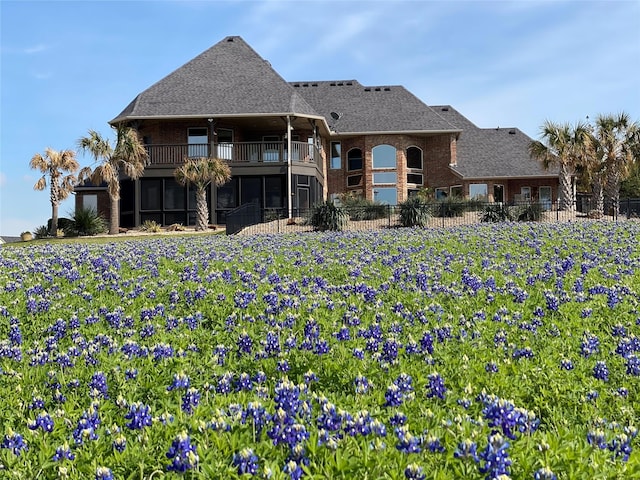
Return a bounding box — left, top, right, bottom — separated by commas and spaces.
433, 198, 468, 217
34, 225, 50, 239
47, 217, 73, 232
167, 223, 186, 232
515, 203, 543, 222
398, 197, 430, 227
309, 201, 348, 231
64, 207, 107, 236
480, 204, 514, 223
341, 196, 388, 221
140, 220, 162, 233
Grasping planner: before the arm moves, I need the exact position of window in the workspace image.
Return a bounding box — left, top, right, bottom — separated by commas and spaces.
521, 187, 531, 201
265, 177, 284, 209
188, 128, 208, 158
406, 173, 423, 185
83, 194, 98, 212
373, 172, 397, 184
164, 178, 185, 210
373, 187, 397, 205
469, 183, 488, 200
347, 148, 362, 171
217, 128, 233, 160
493, 184, 504, 203
435, 188, 449, 200
406, 147, 422, 169
263, 135, 280, 162
141, 179, 162, 210
330, 142, 341, 169
539, 186, 552, 210
450, 185, 463, 198
216, 179, 237, 209
347, 175, 362, 187
372, 144, 396, 169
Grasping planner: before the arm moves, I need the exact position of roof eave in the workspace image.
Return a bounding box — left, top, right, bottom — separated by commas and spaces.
331, 128, 462, 137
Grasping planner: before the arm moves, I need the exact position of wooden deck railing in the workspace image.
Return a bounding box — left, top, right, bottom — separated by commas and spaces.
146, 141, 320, 166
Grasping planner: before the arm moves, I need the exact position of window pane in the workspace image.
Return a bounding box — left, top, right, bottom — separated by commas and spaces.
165, 212, 187, 225
265, 177, 283, 209
188, 128, 208, 158
141, 179, 162, 210
373, 172, 397, 184
373, 187, 397, 205
348, 149, 362, 171
372, 144, 396, 169
406, 173, 423, 185
331, 142, 341, 169
241, 177, 262, 206
469, 183, 488, 200
347, 175, 362, 187
164, 179, 185, 210
407, 147, 422, 169
83, 194, 98, 212
216, 179, 237, 209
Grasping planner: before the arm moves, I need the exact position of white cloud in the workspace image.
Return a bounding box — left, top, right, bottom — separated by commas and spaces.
24, 43, 49, 54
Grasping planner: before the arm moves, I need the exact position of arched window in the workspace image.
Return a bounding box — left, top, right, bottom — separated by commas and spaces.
372, 144, 396, 169
347, 148, 363, 171
406, 146, 422, 169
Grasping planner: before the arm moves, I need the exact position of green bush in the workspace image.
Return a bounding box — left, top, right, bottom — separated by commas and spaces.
480, 204, 514, 223
34, 225, 50, 239
515, 203, 543, 222
47, 217, 73, 232
433, 198, 468, 217
64, 207, 107, 236
309, 201, 348, 231
140, 220, 162, 233
341, 196, 388, 221
399, 197, 430, 227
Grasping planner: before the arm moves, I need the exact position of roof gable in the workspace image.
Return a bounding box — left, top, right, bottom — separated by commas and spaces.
434, 105, 557, 178
290, 80, 458, 134
112, 36, 319, 122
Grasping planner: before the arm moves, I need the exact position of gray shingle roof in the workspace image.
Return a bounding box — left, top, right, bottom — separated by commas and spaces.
290, 80, 459, 134
433, 106, 557, 179
111, 36, 320, 122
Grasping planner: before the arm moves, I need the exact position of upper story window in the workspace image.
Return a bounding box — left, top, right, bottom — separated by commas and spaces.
372, 144, 396, 169
347, 148, 363, 171
330, 142, 341, 169
406, 146, 423, 170
188, 128, 208, 158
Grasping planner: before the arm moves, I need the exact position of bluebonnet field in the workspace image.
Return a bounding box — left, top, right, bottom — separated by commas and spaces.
0, 222, 638, 479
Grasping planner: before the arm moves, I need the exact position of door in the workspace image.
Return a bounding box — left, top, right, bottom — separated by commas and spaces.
539, 186, 552, 210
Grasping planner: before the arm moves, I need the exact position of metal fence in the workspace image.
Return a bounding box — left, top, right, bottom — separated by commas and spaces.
226, 199, 640, 235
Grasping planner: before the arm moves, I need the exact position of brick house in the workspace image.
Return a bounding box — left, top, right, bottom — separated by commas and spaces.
75, 35, 557, 227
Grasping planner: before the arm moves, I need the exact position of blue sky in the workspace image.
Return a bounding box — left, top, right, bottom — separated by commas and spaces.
1, 0, 639, 237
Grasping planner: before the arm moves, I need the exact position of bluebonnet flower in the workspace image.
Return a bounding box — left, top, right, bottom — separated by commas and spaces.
181, 388, 201, 414
485, 362, 499, 373
426, 372, 446, 399
113, 434, 127, 453
95, 467, 114, 480
53, 443, 75, 461
404, 463, 426, 480
560, 358, 574, 370
354, 375, 371, 394
28, 411, 54, 433
235, 372, 253, 391
478, 432, 511, 479
167, 372, 190, 391
390, 412, 407, 426
89, 371, 109, 399
166, 431, 198, 472
454, 439, 479, 462
303, 370, 318, 384
283, 460, 303, 480
586, 390, 599, 401
73, 406, 100, 444
534, 467, 557, 480
426, 435, 445, 453
1, 429, 28, 456
277, 360, 290, 372
395, 425, 423, 453
124, 402, 152, 430
593, 361, 609, 381
241, 401, 269, 435
626, 355, 640, 376
581, 333, 600, 358
233, 447, 259, 475
28, 395, 45, 410
237, 330, 253, 355
384, 384, 404, 407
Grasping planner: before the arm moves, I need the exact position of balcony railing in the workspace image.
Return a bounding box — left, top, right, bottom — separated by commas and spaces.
146, 141, 320, 166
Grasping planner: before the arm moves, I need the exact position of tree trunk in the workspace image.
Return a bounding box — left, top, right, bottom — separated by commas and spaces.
49, 180, 60, 237
558, 162, 574, 211
196, 188, 208, 231
109, 196, 119, 234
605, 170, 621, 216
592, 179, 604, 216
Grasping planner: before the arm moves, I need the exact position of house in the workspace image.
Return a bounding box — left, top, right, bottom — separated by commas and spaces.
75, 35, 557, 228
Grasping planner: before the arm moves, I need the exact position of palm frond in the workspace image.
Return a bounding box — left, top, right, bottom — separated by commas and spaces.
33, 176, 47, 191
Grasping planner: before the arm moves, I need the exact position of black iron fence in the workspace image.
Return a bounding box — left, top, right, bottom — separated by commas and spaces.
225, 199, 640, 235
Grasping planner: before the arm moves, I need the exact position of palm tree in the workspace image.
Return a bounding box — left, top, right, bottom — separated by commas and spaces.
174, 156, 231, 231
29, 147, 79, 236
78, 125, 148, 234
528, 120, 591, 211
590, 113, 639, 215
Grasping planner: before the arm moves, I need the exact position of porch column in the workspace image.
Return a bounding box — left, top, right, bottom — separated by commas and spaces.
287, 116, 293, 219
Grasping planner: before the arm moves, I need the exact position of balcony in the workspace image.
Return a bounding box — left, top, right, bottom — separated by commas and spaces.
146, 141, 321, 167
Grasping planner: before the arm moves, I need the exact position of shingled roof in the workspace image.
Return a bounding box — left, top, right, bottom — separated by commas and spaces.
433, 106, 557, 179
291, 80, 459, 134
111, 36, 320, 123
